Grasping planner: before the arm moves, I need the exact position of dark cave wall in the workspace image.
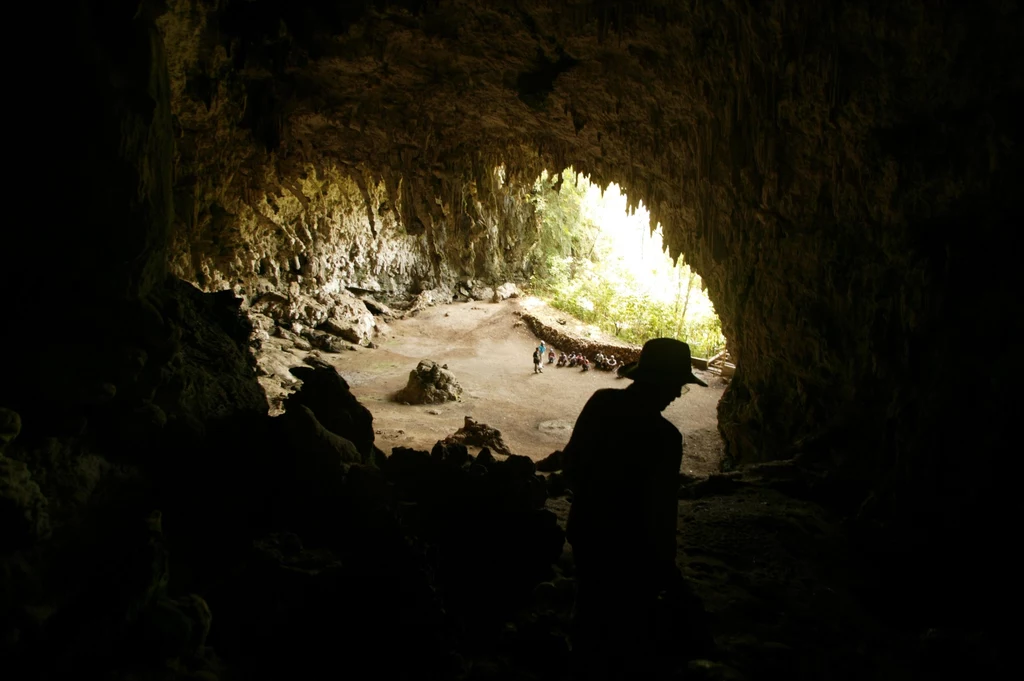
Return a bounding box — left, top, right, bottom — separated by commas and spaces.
2, 0, 270, 555
1, 5, 276, 666
11, 1, 174, 308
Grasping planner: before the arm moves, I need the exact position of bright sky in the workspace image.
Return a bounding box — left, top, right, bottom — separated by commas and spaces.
580, 180, 717, 320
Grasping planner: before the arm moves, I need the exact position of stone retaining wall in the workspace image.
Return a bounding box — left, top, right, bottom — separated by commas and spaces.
521, 313, 640, 364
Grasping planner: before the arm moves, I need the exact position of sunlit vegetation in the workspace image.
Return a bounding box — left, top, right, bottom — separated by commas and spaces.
528, 168, 727, 359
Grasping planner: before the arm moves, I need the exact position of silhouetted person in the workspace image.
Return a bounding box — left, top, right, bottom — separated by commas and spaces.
563, 338, 708, 680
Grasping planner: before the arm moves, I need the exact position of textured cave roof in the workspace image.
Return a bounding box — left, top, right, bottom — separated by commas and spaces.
163, 0, 1021, 311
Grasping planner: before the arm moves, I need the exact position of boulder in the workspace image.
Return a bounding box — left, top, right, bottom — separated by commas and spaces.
137, 593, 213, 662
493, 282, 520, 301
285, 365, 376, 458
407, 289, 450, 315
476, 447, 495, 467
470, 286, 495, 302
441, 416, 513, 457
384, 447, 433, 480
304, 330, 352, 353
320, 317, 366, 343
248, 312, 276, 344
0, 455, 51, 546
302, 352, 333, 371
249, 291, 290, 321
279, 404, 364, 471
274, 326, 312, 351
394, 360, 463, 404
213, 527, 449, 680
375, 442, 565, 626
536, 450, 565, 472
0, 407, 21, 453
502, 453, 537, 477
360, 296, 397, 319
251, 292, 330, 328
248, 312, 275, 331
431, 441, 472, 469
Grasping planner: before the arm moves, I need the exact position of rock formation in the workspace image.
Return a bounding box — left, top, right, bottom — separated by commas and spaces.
442, 416, 516, 458
395, 360, 464, 404
494, 282, 522, 302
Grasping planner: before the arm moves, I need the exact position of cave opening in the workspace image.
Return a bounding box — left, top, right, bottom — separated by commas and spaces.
528, 166, 729, 363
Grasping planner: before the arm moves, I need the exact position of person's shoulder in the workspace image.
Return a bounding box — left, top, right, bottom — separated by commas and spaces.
659, 415, 683, 440
584, 388, 628, 407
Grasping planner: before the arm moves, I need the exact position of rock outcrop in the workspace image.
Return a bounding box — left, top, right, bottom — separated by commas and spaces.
395, 360, 463, 405
442, 416, 516, 458
283, 365, 376, 460
493, 282, 522, 302
0, 448, 50, 547
383, 445, 563, 621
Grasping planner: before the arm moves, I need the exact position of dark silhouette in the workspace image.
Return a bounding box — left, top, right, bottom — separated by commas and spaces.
563, 338, 711, 680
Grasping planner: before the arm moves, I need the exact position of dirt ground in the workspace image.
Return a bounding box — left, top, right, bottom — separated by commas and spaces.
314, 296, 726, 476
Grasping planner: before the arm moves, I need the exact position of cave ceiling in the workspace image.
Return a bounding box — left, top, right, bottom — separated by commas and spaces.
163, 0, 815, 265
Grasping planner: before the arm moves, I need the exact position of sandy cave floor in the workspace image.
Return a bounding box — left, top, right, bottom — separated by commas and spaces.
333, 296, 720, 473
313, 296, 724, 474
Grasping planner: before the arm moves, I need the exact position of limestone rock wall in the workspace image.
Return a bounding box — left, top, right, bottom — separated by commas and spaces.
158, 0, 542, 305
169, 165, 429, 299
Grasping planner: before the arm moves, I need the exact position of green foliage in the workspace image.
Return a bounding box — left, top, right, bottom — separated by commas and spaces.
529, 169, 727, 359
529, 169, 600, 278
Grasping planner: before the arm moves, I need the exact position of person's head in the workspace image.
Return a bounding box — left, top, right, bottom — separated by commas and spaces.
620, 338, 707, 412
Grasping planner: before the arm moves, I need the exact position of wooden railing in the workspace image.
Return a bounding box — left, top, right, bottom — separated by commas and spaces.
693, 347, 735, 377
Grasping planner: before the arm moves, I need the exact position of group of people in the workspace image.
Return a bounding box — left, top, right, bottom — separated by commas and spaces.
532, 339, 621, 374
591, 352, 619, 371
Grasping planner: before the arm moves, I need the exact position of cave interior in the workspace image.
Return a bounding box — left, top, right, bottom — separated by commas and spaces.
1, 1, 1020, 679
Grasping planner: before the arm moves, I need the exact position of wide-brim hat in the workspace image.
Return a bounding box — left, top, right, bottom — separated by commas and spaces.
618, 338, 708, 387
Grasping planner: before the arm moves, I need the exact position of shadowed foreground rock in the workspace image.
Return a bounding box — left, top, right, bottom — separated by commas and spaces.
442, 416, 516, 457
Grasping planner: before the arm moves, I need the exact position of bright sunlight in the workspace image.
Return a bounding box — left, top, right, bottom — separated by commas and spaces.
528, 168, 726, 358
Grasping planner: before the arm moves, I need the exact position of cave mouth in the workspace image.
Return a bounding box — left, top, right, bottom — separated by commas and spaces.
528, 167, 729, 365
